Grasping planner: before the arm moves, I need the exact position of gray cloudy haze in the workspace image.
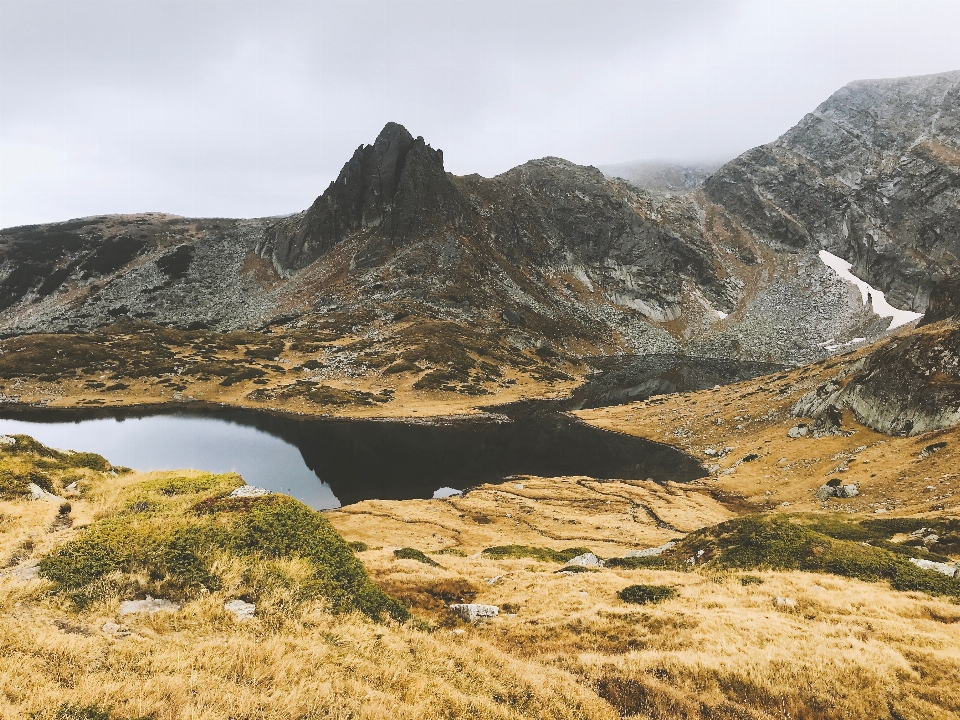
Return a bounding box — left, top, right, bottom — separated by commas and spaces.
2, 0, 960, 228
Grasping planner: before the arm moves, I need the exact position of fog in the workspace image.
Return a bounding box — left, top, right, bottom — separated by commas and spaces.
2, 0, 960, 227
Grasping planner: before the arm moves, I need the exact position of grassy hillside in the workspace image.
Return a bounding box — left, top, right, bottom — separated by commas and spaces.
2, 436, 959, 719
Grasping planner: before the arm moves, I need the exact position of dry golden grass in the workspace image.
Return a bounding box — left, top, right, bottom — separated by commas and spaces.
3, 432, 960, 718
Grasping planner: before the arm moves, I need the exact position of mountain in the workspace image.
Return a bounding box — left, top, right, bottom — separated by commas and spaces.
1, 70, 957, 379
599, 160, 723, 193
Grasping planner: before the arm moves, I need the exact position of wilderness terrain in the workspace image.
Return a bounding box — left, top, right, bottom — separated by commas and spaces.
2, 69, 960, 719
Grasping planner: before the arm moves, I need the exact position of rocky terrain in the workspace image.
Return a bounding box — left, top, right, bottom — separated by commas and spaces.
600, 160, 723, 193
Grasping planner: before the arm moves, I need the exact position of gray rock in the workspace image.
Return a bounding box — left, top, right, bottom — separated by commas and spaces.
118, 597, 181, 615
815, 482, 859, 501
909, 558, 958, 577
229, 485, 270, 498
449, 603, 499, 621
565, 552, 604, 568
626, 541, 677, 558
773, 596, 797, 609
0, 435, 16, 446
28, 483, 64, 502
224, 599, 256, 620
787, 425, 808, 439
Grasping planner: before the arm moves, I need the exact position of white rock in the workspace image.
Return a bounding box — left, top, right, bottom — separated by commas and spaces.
28, 483, 64, 502
224, 599, 256, 620
101, 621, 126, 634
118, 597, 181, 615
625, 541, 677, 558
228, 485, 270, 498
565, 552, 604, 568
0, 435, 16, 446
909, 558, 958, 577
787, 425, 809, 439
449, 603, 499, 621
773, 596, 797, 609
11, 562, 39, 580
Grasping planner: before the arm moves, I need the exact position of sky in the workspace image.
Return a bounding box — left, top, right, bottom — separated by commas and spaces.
2, 0, 960, 228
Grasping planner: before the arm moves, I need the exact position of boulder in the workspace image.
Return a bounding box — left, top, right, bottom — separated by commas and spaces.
565, 552, 604, 568
773, 596, 797, 609
224, 599, 256, 620
787, 425, 808, 439
229, 485, 270, 498
118, 597, 181, 615
909, 558, 958, 577
28, 483, 64, 503
449, 603, 499, 621
815, 481, 859, 500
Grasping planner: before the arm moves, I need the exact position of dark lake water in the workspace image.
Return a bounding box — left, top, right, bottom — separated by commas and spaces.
0, 355, 785, 509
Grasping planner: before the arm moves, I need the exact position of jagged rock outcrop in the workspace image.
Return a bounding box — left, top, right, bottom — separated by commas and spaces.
793, 321, 960, 436
705, 70, 960, 311
263, 123, 464, 273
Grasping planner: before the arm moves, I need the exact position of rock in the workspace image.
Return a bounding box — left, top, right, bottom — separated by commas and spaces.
909, 558, 958, 577
228, 485, 270, 498
11, 562, 39, 580
28, 483, 64, 502
773, 596, 797, 609
565, 552, 604, 568
118, 597, 181, 615
625, 541, 677, 558
787, 425, 808, 439
0, 435, 15, 446
224, 599, 256, 620
816, 481, 859, 500
449, 603, 499, 621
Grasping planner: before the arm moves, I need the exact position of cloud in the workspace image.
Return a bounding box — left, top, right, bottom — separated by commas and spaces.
1, 0, 959, 227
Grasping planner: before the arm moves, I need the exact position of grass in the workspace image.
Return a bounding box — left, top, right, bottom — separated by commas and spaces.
669, 514, 960, 598
393, 548, 441, 567
38, 471, 407, 621
618, 584, 678, 604
0, 435, 112, 499
482, 545, 593, 563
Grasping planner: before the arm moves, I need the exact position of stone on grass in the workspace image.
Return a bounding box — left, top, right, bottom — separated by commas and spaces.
229, 485, 271, 498
28, 483, 64, 502
449, 603, 499, 621
787, 425, 808, 439
565, 552, 604, 568
773, 596, 797, 609
625, 541, 677, 558
909, 558, 958, 577
118, 597, 181, 615
0, 435, 15, 446
224, 599, 256, 620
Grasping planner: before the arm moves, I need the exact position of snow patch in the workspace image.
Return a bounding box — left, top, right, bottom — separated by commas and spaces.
818, 250, 923, 329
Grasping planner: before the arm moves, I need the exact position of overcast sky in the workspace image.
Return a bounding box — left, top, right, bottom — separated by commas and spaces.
2, 0, 960, 228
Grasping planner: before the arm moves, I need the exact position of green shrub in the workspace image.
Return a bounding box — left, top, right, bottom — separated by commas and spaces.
740, 575, 764, 586
39, 493, 408, 621
348, 541, 369, 552
482, 545, 592, 563
606, 555, 676, 570
435, 547, 467, 557
618, 584, 677, 605
394, 547, 441, 567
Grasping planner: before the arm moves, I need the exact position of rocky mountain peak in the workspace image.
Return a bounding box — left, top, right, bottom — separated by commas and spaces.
263, 122, 462, 272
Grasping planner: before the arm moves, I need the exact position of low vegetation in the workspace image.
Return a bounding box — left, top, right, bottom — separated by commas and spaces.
617, 583, 678, 604
39, 473, 407, 620
669, 514, 960, 597
481, 545, 592, 563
